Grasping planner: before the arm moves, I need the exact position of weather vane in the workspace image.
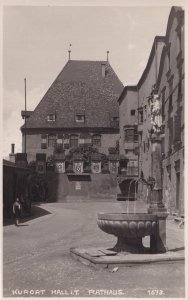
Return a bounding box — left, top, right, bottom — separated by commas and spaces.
68, 44, 72, 60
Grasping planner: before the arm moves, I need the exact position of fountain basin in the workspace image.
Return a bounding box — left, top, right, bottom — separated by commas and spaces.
97, 213, 158, 253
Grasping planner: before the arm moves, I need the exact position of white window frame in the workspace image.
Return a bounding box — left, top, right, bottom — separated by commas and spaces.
75, 114, 85, 122
47, 114, 56, 122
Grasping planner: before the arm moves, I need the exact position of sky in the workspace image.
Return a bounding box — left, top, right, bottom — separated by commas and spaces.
3, 4, 173, 158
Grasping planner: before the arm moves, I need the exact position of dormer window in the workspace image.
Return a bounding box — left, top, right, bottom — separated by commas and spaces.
47, 114, 56, 122
75, 114, 85, 122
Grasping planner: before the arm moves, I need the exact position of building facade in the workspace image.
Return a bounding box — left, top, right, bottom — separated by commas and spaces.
21, 60, 124, 174
118, 36, 165, 200
157, 7, 184, 215
118, 86, 139, 199
118, 6, 184, 214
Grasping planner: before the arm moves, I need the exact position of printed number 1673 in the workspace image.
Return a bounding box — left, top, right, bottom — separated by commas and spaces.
147, 289, 164, 296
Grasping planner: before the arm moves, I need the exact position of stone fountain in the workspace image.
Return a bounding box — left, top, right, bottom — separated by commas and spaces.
97, 89, 168, 254
97, 213, 158, 253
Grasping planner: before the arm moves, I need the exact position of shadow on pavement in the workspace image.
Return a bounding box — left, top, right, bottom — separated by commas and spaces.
168, 246, 185, 252
3, 204, 51, 226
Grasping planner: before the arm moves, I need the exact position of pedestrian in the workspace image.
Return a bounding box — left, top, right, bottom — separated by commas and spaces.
13, 198, 21, 226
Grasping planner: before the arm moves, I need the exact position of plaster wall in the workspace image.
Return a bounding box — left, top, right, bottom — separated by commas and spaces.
119, 89, 138, 156
46, 173, 117, 202
23, 131, 119, 163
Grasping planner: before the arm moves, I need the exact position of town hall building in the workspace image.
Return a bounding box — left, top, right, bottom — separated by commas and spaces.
21, 59, 124, 174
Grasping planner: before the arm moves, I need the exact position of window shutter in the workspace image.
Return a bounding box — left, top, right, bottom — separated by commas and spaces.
41, 134, 47, 149
64, 134, 70, 149
168, 117, 173, 150
174, 110, 181, 143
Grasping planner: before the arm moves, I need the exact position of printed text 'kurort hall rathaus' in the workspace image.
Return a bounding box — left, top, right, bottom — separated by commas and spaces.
9, 7, 184, 216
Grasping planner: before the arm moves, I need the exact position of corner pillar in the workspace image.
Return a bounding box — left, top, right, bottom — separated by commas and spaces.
148, 134, 168, 253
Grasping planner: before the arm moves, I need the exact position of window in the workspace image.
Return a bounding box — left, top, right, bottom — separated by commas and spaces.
144, 106, 147, 121
178, 70, 182, 99
143, 141, 146, 153
176, 22, 183, 56
167, 48, 171, 72
166, 165, 171, 181
124, 128, 138, 143
70, 135, 78, 148
178, 80, 182, 98
75, 114, 85, 122
92, 135, 101, 147
168, 117, 173, 150
138, 108, 143, 123
41, 134, 47, 149
48, 134, 56, 147
112, 116, 119, 122
111, 116, 119, 127
177, 31, 181, 54
127, 160, 138, 176
47, 114, 56, 122
174, 109, 182, 143
168, 81, 173, 112
161, 89, 166, 122
125, 129, 134, 142
131, 110, 136, 116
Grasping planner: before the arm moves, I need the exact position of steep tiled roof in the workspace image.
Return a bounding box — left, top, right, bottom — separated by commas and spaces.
25, 60, 124, 130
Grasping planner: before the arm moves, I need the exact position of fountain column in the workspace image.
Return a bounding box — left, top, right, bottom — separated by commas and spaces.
148, 133, 168, 253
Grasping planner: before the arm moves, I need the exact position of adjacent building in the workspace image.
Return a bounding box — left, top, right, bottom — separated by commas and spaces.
157, 7, 184, 215
118, 6, 184, 215
118, 85, 139, 199
118, 36, 165, 200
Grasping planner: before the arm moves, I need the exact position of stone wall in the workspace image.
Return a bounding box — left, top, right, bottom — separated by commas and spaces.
46, 173, 117, 202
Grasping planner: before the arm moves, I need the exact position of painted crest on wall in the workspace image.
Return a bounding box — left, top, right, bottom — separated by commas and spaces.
55, 162, 65, 173
91, 162, 101, 174
73, 162, 83, 174
36, 161, 46, 174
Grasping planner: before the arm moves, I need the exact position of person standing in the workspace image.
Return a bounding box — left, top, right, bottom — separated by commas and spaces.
13, 198, 21, 226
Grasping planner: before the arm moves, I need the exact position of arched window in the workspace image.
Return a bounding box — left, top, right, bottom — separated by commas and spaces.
70, 135, 78, 148
92, 135, 101, 147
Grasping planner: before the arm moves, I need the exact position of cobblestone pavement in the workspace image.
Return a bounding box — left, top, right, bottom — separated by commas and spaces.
3, 201, 185, 298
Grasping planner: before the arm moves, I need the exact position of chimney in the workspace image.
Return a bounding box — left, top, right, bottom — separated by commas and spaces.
9, 143, 16, 163
11, 143, 15, 154
101, 63, 106, 78
107, 50, 109, 62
